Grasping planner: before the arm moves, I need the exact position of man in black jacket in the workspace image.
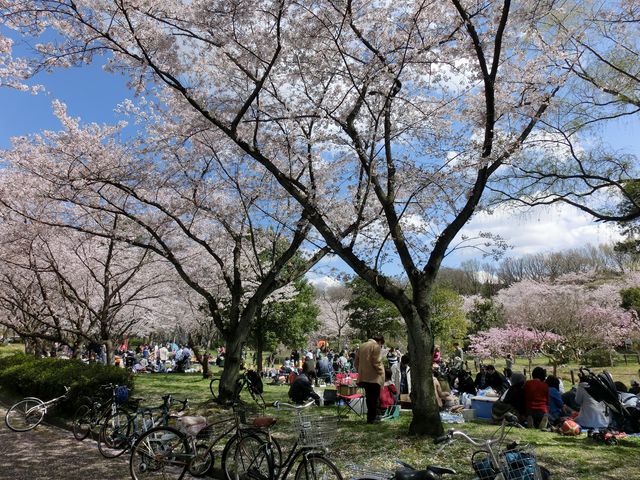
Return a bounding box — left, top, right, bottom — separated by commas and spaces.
288, 373, 320, 404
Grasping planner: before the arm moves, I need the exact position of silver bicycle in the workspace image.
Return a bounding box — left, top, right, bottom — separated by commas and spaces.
5, 386, 70, 432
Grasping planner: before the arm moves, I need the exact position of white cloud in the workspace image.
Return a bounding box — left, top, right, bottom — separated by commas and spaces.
305, 273, 342, 290
448, 203, 623, 264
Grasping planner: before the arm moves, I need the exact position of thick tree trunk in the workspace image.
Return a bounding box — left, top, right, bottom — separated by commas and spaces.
217, 334, 244, 403
403, 305, 443, 436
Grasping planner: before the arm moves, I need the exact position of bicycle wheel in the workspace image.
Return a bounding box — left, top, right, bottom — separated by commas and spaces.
99, 410, 132, 458
188, 443, 214, 477
222, 431, 281, 480
72, 404, 93, 440
5, 398, 46, 432
210, 378, 219, 400
295, 454, 343, 480
229, 434, 273, 480
130, 426, 189, 480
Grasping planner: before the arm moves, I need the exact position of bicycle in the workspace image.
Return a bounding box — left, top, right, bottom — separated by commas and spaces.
227, 400, 342, 480
349, 415, 548, 480
210, 369, 265, 407
128, 400, 271, 479
5, 386, 70, 432
434, 414, 550, 480
72, 383, 130, 441
99, 394, 188, 459
220, 401, 283, 480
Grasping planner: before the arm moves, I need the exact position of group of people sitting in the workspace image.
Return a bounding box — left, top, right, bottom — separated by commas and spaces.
263, 348, 357, 386
116, 343, 194, 373
492, 366, 640, 431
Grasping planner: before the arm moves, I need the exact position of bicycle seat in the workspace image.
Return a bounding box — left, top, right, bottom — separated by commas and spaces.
253, 416, 277, 428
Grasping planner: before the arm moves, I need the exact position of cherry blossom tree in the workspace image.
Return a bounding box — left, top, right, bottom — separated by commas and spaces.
489, 1, 640, 223
0, 214, 168, 362
317, 283, 353, 351
0, 102, 327, 398
468, 324, 562, 372
0, 32, 38, 91
0, 0, 600, 435
495, 274, 639, 361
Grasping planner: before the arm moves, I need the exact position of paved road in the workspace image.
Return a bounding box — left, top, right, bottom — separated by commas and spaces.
0, 402, 227, 480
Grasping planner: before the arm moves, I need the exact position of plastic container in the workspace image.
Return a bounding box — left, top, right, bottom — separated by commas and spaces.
470, 396, 497, 420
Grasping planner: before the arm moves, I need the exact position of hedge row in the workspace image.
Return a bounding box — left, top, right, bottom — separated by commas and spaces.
0, 353, 133, 416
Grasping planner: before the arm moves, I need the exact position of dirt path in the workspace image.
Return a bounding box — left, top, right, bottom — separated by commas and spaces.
0, 400, 228, 480
0, 404, 132, 480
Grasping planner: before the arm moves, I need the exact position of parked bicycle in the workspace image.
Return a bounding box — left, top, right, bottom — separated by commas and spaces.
99, 394, 188, 459
210, 369, 265, 407
128, 399, 268, 479
349, 415, 549, 480
72, 383, 131, 441
220, 401, 283, 480
5, 386, 70, 432
227, 400, 342, 480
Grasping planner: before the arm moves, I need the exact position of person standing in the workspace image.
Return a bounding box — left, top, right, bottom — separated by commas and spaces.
355, 335, 385, 424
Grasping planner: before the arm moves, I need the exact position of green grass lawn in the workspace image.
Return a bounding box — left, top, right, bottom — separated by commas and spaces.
2, 343, 638, 479
0, 343, 24, 358
132, 369, 640, 480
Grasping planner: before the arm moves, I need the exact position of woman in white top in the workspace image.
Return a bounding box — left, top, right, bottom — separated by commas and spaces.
574, 382, 609, 430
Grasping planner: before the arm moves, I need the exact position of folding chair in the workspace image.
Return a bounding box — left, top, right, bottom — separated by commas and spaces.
336, 391, 365, 419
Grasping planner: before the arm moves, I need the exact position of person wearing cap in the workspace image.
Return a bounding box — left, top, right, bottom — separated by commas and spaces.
355, 335, 385, 424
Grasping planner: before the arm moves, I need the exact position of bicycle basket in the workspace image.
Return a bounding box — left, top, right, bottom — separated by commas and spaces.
500, 446, 542, 480
472, 450, 497, 480
114, 385, 129, 405
295, 410, 338, 448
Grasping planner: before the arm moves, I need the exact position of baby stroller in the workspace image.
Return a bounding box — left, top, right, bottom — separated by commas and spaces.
580, 367, 640, 433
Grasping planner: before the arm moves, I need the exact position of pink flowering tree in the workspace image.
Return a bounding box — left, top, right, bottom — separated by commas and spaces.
0, 102, 328, 392
0, 215, 170, 363
1, 0, 610, 436
469, 325, 562, 372
496, 274, 639, 363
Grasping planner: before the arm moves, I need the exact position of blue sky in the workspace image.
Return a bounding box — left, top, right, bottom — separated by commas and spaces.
1, 54, 636, 274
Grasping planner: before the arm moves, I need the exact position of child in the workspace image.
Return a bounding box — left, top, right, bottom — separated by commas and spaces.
380, 368, 398, 410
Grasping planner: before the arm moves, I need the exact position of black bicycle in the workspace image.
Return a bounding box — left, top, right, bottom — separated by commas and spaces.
226, 400, 342, 480
99, 394, 188, 459
72, 383, 130, 441
210, 370, 265, 407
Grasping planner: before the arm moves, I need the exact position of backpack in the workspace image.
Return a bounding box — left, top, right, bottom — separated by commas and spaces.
245, 369, 264, 395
